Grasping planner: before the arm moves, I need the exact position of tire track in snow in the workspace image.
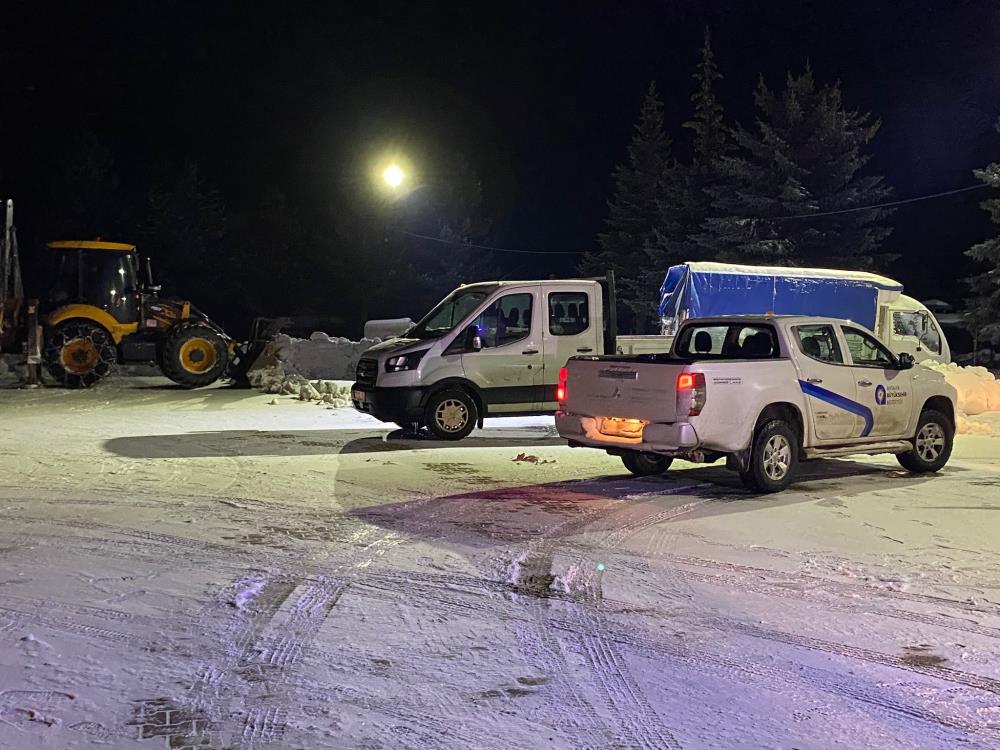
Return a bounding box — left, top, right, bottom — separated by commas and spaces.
636, 551, 1000, 616
725, 620, 1000, 696
481, 481, 716, 748
346, 565, 1000, 743
0, 593, 137, 623
512, 609, 610, 748
575, 611, 683, 750
181, 575, 346, 748
594, 493, 717, 550
549, 618, 1000, 744
616, 557, 1000, 642
303, 684, 508, 750
356, 566, 1000, 708
0, 604, 135, 644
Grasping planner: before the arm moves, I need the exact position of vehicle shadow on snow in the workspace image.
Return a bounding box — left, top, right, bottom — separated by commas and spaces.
347, 460, 935, 548
103, 427, 562, 459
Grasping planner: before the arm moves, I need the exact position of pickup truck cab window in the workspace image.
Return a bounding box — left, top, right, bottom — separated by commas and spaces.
676, 323, 778, 359
472, 292, 533, 348
794, 324, 844, 364
548, 292, 589, 335
843, 326, 896, 368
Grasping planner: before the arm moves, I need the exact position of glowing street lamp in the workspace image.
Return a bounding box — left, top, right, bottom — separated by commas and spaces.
382, 164, 404, 188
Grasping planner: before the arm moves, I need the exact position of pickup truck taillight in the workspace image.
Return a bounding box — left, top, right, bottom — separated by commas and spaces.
676, 371, 706, 416
556, 367, 568, 404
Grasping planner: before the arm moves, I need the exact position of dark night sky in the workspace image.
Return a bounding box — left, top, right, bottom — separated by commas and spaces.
2, 0, 999, 308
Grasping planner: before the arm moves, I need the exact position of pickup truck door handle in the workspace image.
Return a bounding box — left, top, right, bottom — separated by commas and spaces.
522, 349, 539, 355
576, 347, 593, 353
806, 377, 823, 384
857, 379, 873, 387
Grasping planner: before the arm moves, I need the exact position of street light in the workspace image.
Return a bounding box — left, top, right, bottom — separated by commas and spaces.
383, 164, 404, 188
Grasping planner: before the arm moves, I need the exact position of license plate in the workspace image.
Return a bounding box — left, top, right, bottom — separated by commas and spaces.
599, 417, 645, 438
352, 389, 365, 402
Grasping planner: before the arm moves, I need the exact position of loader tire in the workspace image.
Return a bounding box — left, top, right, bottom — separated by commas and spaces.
161, 325, 228, 388
44, 321, 117, 388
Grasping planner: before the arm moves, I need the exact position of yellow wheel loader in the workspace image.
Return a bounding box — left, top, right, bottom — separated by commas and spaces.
1, 201, 234, 388
42, 240, 233, 387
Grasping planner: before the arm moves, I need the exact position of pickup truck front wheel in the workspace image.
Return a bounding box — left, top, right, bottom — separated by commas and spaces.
741, 419, 798, 493
621, 452, 673, 477
897, 410, 952, 473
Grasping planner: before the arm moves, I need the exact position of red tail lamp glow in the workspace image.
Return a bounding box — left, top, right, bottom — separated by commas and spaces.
677, 372, 696, 391
676, 371, 706, 416
556, 367, 568, 403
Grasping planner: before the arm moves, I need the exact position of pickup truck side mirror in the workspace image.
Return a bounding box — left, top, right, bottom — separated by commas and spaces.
897, 352, 915, 370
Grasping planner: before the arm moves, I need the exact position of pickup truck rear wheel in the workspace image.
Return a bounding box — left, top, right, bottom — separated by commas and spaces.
741, 419, 798, 493
424, 388, 478, 440
897, 410, 952, 473
621, 452, 673, 477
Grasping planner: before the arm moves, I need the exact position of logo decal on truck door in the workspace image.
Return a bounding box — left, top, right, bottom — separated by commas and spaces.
875, 384, 887, 405
798, 379, 874, 437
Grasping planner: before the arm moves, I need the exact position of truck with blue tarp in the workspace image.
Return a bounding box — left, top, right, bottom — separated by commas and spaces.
654, 262, 950, 363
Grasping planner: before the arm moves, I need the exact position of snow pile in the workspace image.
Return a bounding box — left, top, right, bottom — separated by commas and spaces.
245, 359, 290, 394
273, 332, 381, 381
920, 361, 1000, 416
246, 331, 383, 406
956, 414, 1000, 436
920, 360, 1000, 436
247, 362, 354, 406
296, 379, 353, 407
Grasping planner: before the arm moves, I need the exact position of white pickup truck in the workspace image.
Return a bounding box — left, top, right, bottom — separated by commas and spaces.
556, 315, 958, 492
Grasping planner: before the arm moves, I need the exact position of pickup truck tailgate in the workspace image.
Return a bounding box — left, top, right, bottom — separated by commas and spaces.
563, 358, 687, 422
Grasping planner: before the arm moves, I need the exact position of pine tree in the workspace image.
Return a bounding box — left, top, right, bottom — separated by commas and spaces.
965, 121, 1000, 342
582, 82, 673, 333
695, 67, 894, 269
649, 28, 728, 278
685, 27, 727, 167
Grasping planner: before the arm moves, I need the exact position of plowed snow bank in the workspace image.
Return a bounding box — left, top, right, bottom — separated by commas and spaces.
274, 332, 381, 381
920, 361, 1000, 435
246, 331, 381, 405
920, 361, 1000, 416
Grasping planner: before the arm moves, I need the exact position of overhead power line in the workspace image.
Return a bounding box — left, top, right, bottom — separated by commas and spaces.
399, 182, 991, 254
776, 183, 988, 221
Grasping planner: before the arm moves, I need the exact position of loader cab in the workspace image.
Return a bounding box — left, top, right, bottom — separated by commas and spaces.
46, 240, 141, 325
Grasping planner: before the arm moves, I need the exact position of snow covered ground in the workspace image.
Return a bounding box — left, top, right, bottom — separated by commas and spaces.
1, 377, 1000, 749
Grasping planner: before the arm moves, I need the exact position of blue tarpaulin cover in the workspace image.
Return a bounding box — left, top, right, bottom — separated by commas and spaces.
658, 262, 904, 332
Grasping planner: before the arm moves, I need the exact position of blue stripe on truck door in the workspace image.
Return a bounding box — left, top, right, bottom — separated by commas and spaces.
798, 379, 874, 438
